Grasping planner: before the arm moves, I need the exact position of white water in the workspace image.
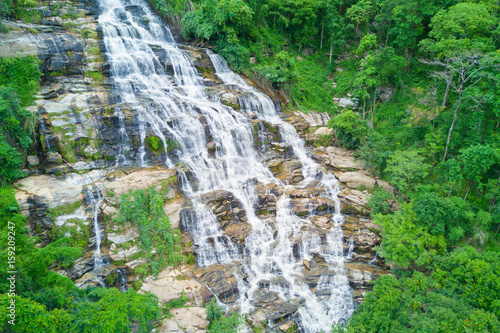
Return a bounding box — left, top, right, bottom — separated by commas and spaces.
98, 0, 354, 330
83, 186, 105, 269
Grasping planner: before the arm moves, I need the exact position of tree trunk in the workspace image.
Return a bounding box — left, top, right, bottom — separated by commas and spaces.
442, 76, 451, 107
362, 99, 366, 120
385, 20, 391, 47
442, 60, 451, 106
320, 18, 324, 49
329, 37, 333, 63
443, 90, 463, 161
464, 180, 471, 201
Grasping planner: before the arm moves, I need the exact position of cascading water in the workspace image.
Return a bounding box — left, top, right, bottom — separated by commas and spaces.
98, 0, 354, 330
83, 186, 105, 269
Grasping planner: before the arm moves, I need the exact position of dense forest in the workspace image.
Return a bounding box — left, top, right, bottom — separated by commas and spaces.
1, 0, 500, 331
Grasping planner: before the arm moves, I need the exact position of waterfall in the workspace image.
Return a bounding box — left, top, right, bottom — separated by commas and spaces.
97, 0, 354, 330
83, 186, 105, 269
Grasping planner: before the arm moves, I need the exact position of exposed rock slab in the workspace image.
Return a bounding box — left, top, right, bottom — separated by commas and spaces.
102, 168, 177, 205
141, 267, 204, 306
159, 307, 209, 332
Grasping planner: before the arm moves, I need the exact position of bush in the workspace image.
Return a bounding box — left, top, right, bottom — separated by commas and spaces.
328, 110, 367, 150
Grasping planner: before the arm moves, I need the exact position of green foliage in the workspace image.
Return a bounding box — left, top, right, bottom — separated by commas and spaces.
0, 186, 163, 332
85, 71, 103, 82
114, 187, 186, 276
0, 56, 41, 106
181, 0, 254, 44
46, 201, 81, 219
385, 150, 431, 195
0, 56, 40, 184
375, 203, 446, 268
459, 144, 498, 184
420, 3, 497, 55
346, 272, 500, 333
328, 110, 367, 149
163, 291, 187, 318
367, 186, 392, 216
207, 298, 241, 332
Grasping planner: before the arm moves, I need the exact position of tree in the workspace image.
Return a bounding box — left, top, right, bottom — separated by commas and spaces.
375, 203, 446, 268
423, 53, 498, 160
420, 3, 497, 57
328, 110, 368, 149
352, 46, 406, 124
459, 144, 498, 199
385, 150, 430, 195
420, 3, 497, 107
346, 0, 373, 36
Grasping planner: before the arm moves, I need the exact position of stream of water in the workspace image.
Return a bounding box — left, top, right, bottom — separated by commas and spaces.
98, 0, 354, 330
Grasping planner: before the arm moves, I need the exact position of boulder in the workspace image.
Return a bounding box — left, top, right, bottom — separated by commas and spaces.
164, 198, 183, 229
27, 155, 40, 167
291, 196, 337, 217
190, 264, 240, 304
313, 146, 364, 171
335, 171, 376, 189
199, 190, 247, 228
220, 92, 238, 107
159, 307, 209, 332
293, 111, 331, 127
333, 97, 357, 109
46, 151, 63, 164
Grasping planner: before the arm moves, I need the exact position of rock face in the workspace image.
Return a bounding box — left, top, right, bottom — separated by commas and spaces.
141, 267, 205, 305
159, 307, 209, 333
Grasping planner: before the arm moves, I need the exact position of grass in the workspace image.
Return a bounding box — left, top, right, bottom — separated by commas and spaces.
85, 71, 103, 82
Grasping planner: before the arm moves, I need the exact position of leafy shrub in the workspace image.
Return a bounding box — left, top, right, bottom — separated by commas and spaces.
328, 110, 367, 150
114, 187, 186, 276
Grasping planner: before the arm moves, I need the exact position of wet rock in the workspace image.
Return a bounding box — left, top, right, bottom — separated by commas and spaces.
288, 186, 325, 199
178, 44, 215, 71
271, 160, 304, 185
68, 252, 111, 281
0, 27, 85, 74
199, 190, 247, 227
291, 196, 337, 217
224, 223, 252, 245
247, 309, 267, 327
220, 92, 238, 108
254, 182, 283, 217
190, 264, 240, 304
74, 263, 115, 289
279, 113, 309, 136
262, 299, 299, 322
46, 151, 63, 164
